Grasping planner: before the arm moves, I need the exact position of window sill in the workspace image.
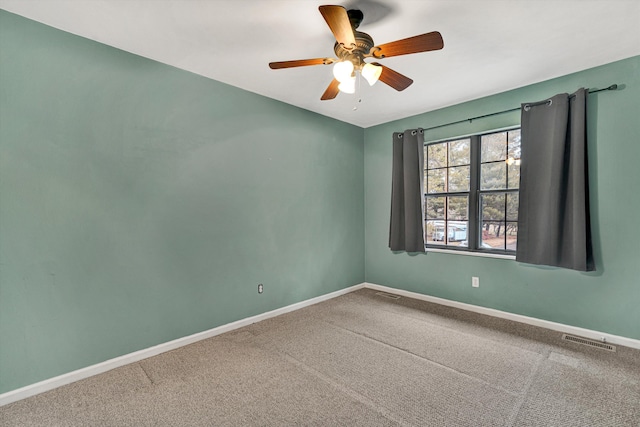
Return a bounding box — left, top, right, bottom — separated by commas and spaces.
426, 247, 516, 260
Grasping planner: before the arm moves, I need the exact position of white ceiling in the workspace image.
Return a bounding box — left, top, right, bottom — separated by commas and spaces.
1, 0, 639, 128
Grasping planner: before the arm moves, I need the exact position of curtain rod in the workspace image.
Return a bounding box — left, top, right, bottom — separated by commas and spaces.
413, 84, 618, 134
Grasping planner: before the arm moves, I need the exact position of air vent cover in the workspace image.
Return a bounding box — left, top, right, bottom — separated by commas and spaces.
375, 292, 401, 300
562, 334, 616, 352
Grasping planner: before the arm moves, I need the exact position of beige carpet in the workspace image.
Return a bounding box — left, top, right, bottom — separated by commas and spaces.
2, 288, 639, 426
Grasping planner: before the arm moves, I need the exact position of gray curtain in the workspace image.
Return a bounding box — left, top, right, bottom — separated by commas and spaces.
389, 129, 426, 252
516, 88, 595, 271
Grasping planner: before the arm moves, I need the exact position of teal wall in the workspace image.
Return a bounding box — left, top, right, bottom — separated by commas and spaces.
365, 56, 640, 341
0, 11, 364, 394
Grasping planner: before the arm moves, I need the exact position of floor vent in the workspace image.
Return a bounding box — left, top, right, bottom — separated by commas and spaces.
375, 292, 401, 300
561, 334, 616, 352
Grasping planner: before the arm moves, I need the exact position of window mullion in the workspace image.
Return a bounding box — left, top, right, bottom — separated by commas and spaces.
468, 135, 481, 251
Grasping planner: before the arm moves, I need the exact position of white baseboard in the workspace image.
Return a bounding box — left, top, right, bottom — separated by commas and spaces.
0, 283, 365, 407
3, 281, 638, 407
363, 282, 640, 350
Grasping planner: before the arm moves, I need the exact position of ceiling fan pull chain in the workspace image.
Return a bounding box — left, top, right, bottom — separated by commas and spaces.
354, 72, 363, 110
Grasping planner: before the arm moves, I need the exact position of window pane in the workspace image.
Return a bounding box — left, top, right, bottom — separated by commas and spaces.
482, 193, 505, 221
448, 139, 470, 166
426, 143, 447, 169
426, 220, 446, 245
448, 196, 468, 220
426, 196, 445, 219
506, 193, 519, 221
481, 132, 507, 162
508, 164, 520, 189
481, 162, 507, 190
423, 170, 428, 193
446, 220, 468, 245
506, 221, 518, 250
448, 166, 470, 192
427, 169, 446, 193
507, 129, 521, 160
481, 221, 506, 250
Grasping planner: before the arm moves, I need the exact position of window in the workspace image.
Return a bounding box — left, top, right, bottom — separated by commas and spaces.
424, 128, 521, 253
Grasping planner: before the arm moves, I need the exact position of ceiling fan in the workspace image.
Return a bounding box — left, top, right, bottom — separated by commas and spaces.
269, 5, 444, 100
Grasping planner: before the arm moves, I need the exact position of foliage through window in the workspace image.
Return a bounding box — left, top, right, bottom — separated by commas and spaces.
424, 128, 521, 253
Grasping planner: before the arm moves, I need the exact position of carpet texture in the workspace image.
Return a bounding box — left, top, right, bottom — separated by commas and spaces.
2, 288, 639, 426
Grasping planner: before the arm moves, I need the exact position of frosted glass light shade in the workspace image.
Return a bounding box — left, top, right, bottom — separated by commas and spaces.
361, 63, 382, 86
338, 77, 356, 94
333, 61, 354, 83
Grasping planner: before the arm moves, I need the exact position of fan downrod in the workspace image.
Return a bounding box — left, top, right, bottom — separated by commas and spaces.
347, 9, 364, 29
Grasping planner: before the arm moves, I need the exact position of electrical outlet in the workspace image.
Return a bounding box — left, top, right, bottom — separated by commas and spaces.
472, 277, 480, 288
258, 283, 263, 294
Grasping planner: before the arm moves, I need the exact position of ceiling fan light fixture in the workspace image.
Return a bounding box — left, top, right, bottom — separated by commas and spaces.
338, 76, 356, 94
361, 63, 383, 86
333, 60, 354, 83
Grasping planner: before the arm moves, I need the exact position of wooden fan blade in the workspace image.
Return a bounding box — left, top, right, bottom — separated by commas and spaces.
269, 58, 332, 69
372, 31, 443, 59
372, 63, 413, 91
321, 79, 340, 100
319, 5, 356, 49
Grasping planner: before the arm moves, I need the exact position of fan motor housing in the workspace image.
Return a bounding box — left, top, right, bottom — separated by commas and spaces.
334, 31, 374, 65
